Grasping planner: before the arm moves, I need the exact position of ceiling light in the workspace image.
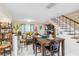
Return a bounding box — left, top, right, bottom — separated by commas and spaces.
46, 3, 56, 9
26, 19, 32, 22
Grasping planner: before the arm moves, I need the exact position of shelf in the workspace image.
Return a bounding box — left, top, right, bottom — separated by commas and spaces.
1, 27, 11, 29
0, 22, 12, 40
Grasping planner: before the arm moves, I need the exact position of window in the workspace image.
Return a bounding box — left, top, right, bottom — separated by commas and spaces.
21, 24, 34, 33
21, 24, 25, 34
25, 24, 30, 32
30, 24, 34, 32
20, 24, 45, 33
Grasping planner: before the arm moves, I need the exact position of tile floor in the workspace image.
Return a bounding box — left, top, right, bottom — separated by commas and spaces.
17, 34, 79, 56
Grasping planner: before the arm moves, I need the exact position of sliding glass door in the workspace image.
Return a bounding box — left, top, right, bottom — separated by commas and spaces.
21, 24, 34, 33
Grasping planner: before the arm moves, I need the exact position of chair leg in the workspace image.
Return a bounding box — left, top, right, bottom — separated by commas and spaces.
51, 51, 54, 56
39, 48, 41, 53
10, 50, 12, 56
4, 50, 5, 56
35, 45, 37, 56
33, 44, 34, 52
33, 44, 35, 54
26, 41, 28, 50
58, 52, 59, 56
44, 48, 47, 56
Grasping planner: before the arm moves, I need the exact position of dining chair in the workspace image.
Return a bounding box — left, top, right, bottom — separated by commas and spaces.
45, 41, 60, 56
32, 36, 41, 56
4, 46, 12, 56
0, 49, 4, 56
18, 35, 27, 52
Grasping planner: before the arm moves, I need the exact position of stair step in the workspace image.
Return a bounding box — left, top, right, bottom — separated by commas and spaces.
60, 28, 70, 29
60, 24, 65, 25
68, 33, 79, 35
60, 24, 66, 25
60, 26, 67, 27
64, 30, 74, 32
76, 41, 79, 43
71, 36, 79, 39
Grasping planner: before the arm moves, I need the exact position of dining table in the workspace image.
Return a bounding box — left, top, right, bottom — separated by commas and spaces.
36, 37, 65, 56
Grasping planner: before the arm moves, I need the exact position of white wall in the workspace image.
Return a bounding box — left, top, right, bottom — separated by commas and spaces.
0, 4, 12, 21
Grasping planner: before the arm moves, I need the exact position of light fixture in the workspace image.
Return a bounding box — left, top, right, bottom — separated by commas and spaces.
26, 19, 32, 22
46, 3, 56, 9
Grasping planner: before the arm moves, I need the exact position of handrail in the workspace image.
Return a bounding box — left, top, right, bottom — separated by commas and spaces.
62, 15, 79, 24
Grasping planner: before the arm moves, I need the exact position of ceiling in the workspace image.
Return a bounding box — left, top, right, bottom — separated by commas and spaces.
1, 3, 79, 23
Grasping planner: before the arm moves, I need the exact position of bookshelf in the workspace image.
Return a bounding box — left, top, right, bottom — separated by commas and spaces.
0, 22, 13, 43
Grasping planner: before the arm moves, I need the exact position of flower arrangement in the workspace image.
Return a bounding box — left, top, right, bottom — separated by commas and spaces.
26, 32, 33, 37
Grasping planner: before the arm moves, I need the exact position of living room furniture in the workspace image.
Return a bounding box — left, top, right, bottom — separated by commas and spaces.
32, 36, 41, 56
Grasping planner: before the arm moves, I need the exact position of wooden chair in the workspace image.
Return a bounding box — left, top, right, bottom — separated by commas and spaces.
32, 36, 41, 56
18, 35, 28, 52
4, 32, 13, 51
20, 39, 26, 46
4, 45, 12, 56
0, 49, 4, 56
26, 35, 33, 45
0, 42, 12, 56
45, 41, 60, 56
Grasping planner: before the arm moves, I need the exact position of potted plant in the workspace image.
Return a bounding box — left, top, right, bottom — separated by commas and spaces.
0, 39, 2, 45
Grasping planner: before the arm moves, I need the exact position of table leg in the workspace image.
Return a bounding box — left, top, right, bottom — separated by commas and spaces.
35, 44, 37, 56
61, 40, 65, 56
58, 41, 60, 56
41, 44, 45, 56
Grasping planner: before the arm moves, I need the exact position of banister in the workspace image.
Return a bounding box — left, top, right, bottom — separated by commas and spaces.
62, 15, 79, 24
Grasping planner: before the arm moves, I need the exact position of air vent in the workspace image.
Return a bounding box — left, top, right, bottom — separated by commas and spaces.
46, 3, 56, 9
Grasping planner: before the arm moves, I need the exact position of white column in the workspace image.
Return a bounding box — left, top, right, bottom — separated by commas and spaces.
13, 34, 18, 56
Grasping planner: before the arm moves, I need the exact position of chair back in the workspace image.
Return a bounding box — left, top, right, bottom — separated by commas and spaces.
50, 41, 60, 52
32, 36, 37, 44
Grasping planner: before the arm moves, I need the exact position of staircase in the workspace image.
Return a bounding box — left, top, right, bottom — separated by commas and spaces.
51, 16, 79, 43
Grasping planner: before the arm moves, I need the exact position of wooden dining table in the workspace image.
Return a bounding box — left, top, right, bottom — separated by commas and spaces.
37, 37, 65, 56
0, 42, 11, 55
